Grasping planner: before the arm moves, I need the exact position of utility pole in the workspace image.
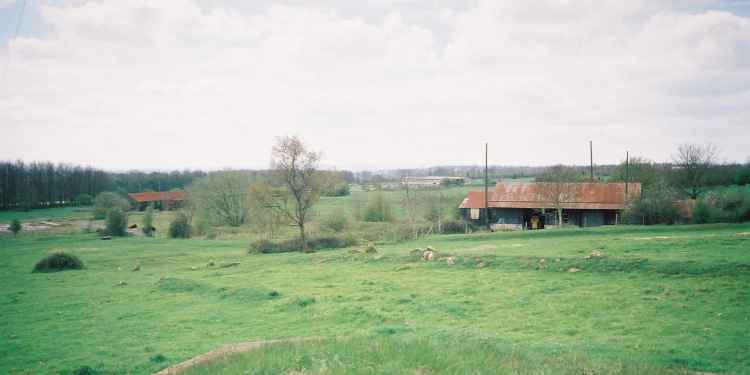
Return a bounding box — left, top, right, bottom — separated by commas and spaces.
484, 142, 490, 230
589, 140, 594, 182
625, 151, 630, 196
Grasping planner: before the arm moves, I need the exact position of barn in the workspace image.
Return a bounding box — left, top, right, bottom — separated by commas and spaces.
459, 182, 641, 230
127, 191, 186, 211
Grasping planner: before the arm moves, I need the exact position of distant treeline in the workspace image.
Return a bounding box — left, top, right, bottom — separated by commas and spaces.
0, 161, 208, 210
0, 161, 110, 210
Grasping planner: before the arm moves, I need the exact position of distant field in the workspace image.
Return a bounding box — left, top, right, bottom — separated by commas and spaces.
0, 207, 92, 223
2, 223, 749, 374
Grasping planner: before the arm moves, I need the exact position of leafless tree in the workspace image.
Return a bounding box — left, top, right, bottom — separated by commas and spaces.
672, 143, 718, 199
268, 136, 323, 252
536, 165, 584, 227
187, 171, 251, 227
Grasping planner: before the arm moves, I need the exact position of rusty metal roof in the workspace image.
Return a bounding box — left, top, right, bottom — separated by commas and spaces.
127, 191, 186, 203
459, 182, 641, 210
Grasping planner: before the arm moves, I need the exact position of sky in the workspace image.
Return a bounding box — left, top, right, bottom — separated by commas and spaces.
0, 0, 749, 171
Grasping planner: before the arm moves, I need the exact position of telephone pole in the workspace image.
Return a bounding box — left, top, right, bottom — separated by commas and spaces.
484, 143, 490, 230
625, 151, 630, 196
589, 140, 594, 181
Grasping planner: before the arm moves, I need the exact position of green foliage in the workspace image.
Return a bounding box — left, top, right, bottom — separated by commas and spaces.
321, 208, 349, 233
75, 193, 94, 207
71, 366, 99, 375
322, 183, 351, 197
142, 206, 155, 237
735, 166, 750, 185
94, 192, 130, 220
10, 219, 21, 236
441, 218, 469, 234
363, 191, 393, 222
188, 171, 252, 227
693, 188, 750, 223
623, 182, 681, 224
33, 252, 84, 273
105, 208, 128, 237
168, 212, 192, 239
249, 234, 358, 254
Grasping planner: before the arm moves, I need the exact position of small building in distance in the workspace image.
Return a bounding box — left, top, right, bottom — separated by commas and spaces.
459, 181, 640, 230
127, 191, 186, 211
401, 176, 466, 187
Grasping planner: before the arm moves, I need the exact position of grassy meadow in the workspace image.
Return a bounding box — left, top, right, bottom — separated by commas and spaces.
1, 203, 749, 374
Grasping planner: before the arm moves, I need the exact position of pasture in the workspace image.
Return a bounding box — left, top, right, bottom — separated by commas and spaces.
1, 214, 749, 374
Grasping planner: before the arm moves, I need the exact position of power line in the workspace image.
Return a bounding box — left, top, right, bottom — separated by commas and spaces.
1, 0, 27, 93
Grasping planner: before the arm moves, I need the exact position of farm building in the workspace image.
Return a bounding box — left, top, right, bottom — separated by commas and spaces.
401, 176, 466, 187
459, 182, 641, 230
127, 191, 186, 211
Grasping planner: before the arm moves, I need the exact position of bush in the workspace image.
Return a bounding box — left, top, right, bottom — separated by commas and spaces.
75, 193, 94, 207
622, 182, 681, 225
142, 206, 155, 237
10, 219, 22, 236
693, 189, 750, 224
169, 212, 192, 239
33, 252, 84, 273
249, 234, 358, 254
105, 208, 128, 236
323, 183, 351, 197
94, 192, 130, 219
441, 218, 470, 234
322, 209, 349, 233
692, 200, 711, 224
364, 192, 393, 222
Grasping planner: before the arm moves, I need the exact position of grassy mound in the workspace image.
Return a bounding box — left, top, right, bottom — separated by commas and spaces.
249, 235, 358, 254
32, 252, 84, 273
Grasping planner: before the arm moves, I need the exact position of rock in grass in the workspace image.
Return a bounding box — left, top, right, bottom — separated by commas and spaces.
567, 267, 581, 273
446, 256, 456, 265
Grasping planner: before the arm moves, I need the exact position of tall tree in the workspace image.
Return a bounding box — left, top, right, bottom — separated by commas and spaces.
268, 136, 323, 252
672, 143, 718, 199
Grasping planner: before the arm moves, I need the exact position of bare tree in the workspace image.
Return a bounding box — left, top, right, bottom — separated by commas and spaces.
672, 143, 718, 199
269, 136, 323, 252
187, 171, 251, 227
536, 165, 584, 227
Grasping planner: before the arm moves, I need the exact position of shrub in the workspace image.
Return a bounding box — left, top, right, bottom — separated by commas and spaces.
94, 192, 130, 219
33, 252, 84, 273
322, 209, 349, 233
142, 206, 155, 237
692, 200, 711, 224
75, 193, 93, 207
169, 212, 192, 239
364, 191, 393, 222
105, 208, 128, 236
323, 183, 351, 197
10, 219, 22, 236
249, 234, 358, 254
441, 218, 469, 234
622, 182, 681, 225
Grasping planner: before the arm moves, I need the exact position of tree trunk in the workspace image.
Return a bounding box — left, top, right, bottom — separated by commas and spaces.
299, 223, 311, 253
557, 208, 563, 228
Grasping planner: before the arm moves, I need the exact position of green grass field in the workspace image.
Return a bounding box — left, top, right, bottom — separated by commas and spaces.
1, 215, 749, 374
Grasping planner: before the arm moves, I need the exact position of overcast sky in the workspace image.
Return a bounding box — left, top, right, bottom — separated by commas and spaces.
1, 0, 748, 171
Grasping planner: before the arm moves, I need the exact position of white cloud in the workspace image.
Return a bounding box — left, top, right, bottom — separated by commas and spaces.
0, 0, 748, 170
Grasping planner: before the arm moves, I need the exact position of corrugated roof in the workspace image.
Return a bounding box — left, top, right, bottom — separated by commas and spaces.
459, 182, 641, 210
128, 191, 186, 203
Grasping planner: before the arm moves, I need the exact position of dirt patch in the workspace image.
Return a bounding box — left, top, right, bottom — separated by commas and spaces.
152, 337, 322, 375
736, 232, 750, 237
634, 236, 673, 240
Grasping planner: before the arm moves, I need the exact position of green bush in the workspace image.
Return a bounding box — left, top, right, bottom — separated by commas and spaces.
692, 200, 711, 224
94, 192, 130, 219
249, 234, 358, 254
10, 219, 22, 236
105, 208, 128, 237
169, 212, 192, 239
622, 182, 681, 225
693, 189, 750, 223
75, 193, 94, 207
33, 252, 84, 273
322, 209, 349, 233
142, 206, 155, 237
364, 192, 393, 222
322, 183, 351, 197
441, 218, 470, 234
